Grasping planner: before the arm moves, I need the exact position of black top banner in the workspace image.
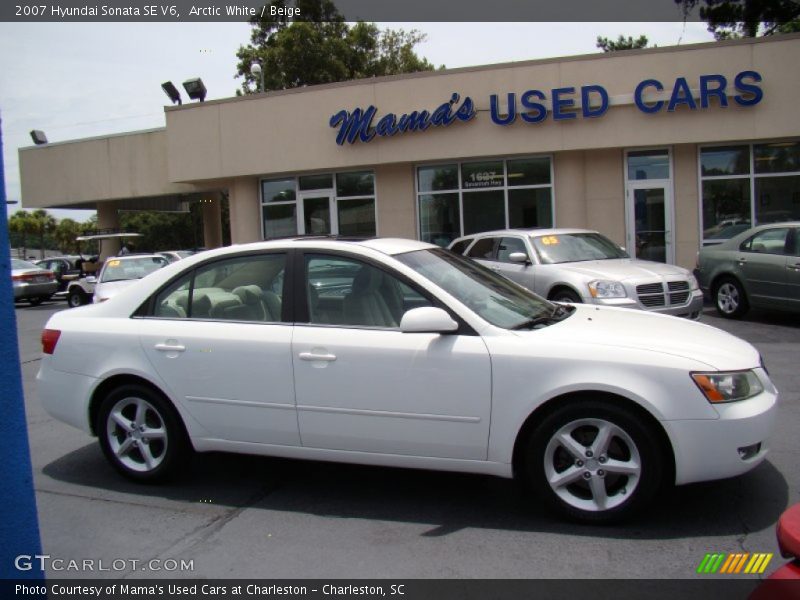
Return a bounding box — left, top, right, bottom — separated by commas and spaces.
3, 0, 702, 23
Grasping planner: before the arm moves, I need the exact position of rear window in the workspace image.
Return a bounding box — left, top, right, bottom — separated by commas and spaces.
466, 238, 497, 259
101, 257, 168, 282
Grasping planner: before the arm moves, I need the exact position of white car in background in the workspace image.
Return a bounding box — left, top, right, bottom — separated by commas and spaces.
93, 254, 169, 303
38, 238, 776, 522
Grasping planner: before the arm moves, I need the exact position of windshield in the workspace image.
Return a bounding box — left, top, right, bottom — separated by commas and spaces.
395, 248, 554, 329
532, 232, 628, 264
101, 256, 168, 283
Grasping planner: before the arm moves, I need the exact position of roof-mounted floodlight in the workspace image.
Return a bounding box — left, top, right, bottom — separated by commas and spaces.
182, 78, 207, 102
161, 81, 182, 105
30, 130, 48, 145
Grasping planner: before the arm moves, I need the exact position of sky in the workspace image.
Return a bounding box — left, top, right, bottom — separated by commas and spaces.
0, 21, 716, 222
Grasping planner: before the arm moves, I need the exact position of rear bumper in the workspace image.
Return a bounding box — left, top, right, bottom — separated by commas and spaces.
14, 281, 58, 300
666, 380, 778, 485
37, 360, 97, 435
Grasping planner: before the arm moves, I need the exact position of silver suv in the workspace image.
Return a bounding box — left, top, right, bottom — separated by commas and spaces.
449, 228, 703, 319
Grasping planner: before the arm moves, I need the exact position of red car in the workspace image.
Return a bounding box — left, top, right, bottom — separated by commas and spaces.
751, 503, 800, 599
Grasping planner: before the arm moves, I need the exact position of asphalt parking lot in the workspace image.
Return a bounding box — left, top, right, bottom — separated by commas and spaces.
14, 300, 800, 580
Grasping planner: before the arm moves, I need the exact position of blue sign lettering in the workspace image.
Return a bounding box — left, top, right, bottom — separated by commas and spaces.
331, 71, 762, 144
330, 93, 474, 145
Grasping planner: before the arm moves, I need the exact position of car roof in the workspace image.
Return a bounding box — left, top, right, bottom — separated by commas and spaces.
188, 237, 435, 259
453, 228, 597, 241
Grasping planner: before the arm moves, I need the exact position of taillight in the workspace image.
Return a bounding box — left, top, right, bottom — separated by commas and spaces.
42, 329, 61, 355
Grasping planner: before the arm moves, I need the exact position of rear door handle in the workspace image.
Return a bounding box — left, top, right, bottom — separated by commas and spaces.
299, 352, 337, 362
737, 257, 747, 264
789, 263, 800, 271
154, 343, 186, 352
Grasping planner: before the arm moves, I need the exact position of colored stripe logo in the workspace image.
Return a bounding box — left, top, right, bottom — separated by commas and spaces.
697, 552, 773, 574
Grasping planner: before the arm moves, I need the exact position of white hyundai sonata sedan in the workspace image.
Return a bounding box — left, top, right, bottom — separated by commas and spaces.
38, 237, 778, 522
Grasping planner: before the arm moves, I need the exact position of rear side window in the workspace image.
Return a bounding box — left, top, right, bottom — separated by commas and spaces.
151, 253, 287, 322
466, 237, 498, 259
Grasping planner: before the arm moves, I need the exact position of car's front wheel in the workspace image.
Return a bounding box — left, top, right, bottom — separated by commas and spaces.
550, 288, 582, 303
29, 296, 47, 306
714, 277, 749, 319
97, 384, 189, 482
520, 400, 664, 523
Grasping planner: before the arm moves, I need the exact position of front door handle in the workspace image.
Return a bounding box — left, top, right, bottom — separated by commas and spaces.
299, 352, 337, 362
788, 263, 800, 271
737, 256, 747, 264
154, 343, 186, 352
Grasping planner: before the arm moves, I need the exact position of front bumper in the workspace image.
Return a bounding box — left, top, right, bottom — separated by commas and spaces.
590, 289, 704, 319
665, 375, 778, 485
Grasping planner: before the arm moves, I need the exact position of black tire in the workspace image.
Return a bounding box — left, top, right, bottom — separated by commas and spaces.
550, 288, 582, 303
67, 289, 86, 308
713, 276, 749, 319
519, 400, 664, 523
28, 296, 46, 306
96, 384, 189, 483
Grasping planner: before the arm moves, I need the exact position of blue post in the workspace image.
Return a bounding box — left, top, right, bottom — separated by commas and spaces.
0, 111, 44, 579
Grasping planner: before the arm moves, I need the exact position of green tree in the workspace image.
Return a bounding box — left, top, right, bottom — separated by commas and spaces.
8, 210, 35, 259
596, 35, 650, 52
29, 209, 57, 259
235, 0, 437, 94
675, 0, 800, 40
54, 218, 83, 254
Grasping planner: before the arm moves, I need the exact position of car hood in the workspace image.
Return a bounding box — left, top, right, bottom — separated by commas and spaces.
523, 304, 759, 371
548, 259, 690, 281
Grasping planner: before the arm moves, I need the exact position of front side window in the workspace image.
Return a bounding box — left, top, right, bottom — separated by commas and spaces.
740, 228, 791, 255
304, 254, 431, 328
497, 237, 528, 263
152, 254, 286, 322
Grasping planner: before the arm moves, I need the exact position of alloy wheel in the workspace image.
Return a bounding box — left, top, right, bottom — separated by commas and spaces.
105, 396, 168, 473
717, 282, 739, 315
543, 418, 641, 512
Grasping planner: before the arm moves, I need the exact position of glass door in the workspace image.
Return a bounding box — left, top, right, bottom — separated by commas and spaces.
625, 149, 674, 264
299, 193, 336, 235
628, 185, 671, 263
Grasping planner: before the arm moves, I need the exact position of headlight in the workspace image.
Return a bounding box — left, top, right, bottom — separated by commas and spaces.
588, 280, 627, 299
691, 371, 763, 403
688, 274, 700, 291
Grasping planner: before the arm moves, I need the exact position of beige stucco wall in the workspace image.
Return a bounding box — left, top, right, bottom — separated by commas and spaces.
673, 144, 701, 269
375, 163, 416, 239
228, 177, 261, 244
19, 129, 205, 209
164, 35, 800, 184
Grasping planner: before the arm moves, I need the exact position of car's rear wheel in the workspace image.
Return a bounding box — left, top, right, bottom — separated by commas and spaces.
28, 296, 47, 306
97, 384, 188, 482
520, 401, 663, 523
550, 288, 582, 303
67, 289, 86, 308
714, 277, 749, 319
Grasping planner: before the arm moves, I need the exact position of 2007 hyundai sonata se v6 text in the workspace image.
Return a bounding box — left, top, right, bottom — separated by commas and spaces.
37, 237, 778, 522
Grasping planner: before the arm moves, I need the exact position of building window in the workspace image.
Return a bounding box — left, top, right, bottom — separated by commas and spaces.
261, 171, 376, 238
700, 141, 800, 242
416, 156, 553, 247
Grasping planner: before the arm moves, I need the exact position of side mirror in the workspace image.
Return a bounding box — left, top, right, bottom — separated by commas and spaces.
400, 307, 458, 334
508, 252, 529, 264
